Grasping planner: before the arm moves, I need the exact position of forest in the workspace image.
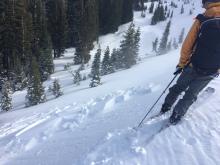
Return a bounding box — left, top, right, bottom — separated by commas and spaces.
0, 0, 134, 92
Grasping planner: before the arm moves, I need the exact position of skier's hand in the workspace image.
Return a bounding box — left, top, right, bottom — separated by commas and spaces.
173, 65, 183, 75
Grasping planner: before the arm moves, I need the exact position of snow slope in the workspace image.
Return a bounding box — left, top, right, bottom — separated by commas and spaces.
1, 0, 220, 165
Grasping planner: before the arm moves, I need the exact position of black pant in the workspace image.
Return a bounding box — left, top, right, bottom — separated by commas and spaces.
164, 66, 215, 117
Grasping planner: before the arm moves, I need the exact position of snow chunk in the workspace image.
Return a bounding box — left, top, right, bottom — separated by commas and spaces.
103, 98, 116, 113
25, 138, 38, 151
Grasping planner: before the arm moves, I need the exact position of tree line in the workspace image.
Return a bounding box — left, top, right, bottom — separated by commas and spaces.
0, 0, 134, 92
0, 22, 141, 111
90, 23, 140, 87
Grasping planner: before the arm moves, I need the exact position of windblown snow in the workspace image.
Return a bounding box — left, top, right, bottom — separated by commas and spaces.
1, 0, 220, 165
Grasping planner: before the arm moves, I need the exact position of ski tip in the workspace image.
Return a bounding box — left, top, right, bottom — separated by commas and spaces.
132, 126, 140, 132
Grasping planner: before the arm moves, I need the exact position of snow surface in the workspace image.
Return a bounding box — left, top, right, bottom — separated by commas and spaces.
1, 0, 220, 165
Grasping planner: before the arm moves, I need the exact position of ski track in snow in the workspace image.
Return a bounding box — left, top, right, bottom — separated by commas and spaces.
85, 81, 220, 165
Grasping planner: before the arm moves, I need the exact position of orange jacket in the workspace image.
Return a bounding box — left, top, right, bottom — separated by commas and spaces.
178, 2, 220, 68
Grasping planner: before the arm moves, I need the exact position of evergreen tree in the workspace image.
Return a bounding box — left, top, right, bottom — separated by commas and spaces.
90, 46, 101, 88
121, 0, 133, 24
14, 71, 28, 91
171, 1, 178, 8
38, 1, 54, 81
51, 79, 63, 98
133, 0, 146, 17
98, 0, 133, 34
99, 0, 123, 34
180, 5, 184, 14
101, 47, 111, 75
158, 20, 171, 55
39, 31, 54, 81
0, 0, 137, 87
165, 5, 168, 12
27, 0, 54, 82
20, 0, 33, 81
0, 0, 22, 78
0, 80, 12, 111
0, 0, 33, 90
46, 0, 67, 58
133, 0, 142, 11
140, 0, 146, 17
149, 2, 154, 13
152, 37, 159, 52
151, 7, 158, 25
66, 0, 75, 47
0, 71, 6, 92
26, 57, 46, 107
151, 4, 166, 25
78, 61, 85, 71
110, 48, 121, 71
120, 23, 136, 68
178, 28, 185, 44
108, 57, 115, 74
74, 0, 99, 64
134, 27, 141, 61
73, 70, 81, 85
158, 5, 166, 21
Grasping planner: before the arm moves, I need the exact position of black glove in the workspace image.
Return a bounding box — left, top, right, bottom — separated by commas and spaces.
173, 66, 183, 75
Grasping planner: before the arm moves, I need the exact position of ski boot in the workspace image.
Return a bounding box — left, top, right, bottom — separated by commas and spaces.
169, 111, 182, 125
160, 103, 171, 114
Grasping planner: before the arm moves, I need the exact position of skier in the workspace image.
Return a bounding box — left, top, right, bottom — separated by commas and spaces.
161, 0, 220, 124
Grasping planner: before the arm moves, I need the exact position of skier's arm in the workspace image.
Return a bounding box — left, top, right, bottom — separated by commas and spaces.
178, 19, 201, 68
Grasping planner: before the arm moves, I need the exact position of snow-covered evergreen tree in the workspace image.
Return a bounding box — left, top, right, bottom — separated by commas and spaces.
165, 5, 168, 12
120, 23, 136, 68
171, 1, 178, 8
90, 46, 101, 88
14, 71, 28, 91
64, 63, 71, 70
134, 27, 141, 61
149, 2, 154, 13
51, 79, 63, 98
110, 48, 121, 71
39, 32, 54, 81
78, 61, 85, 71
73, 70, 81, 85
152, 37, 159, 52
0, 80, 12, 111
151, 4, 166, 25
180, 5, 184, 14
38, 1, 54, 81
26, 58, 46, 107
101, 46, 111, 76
158, 20, 171, 55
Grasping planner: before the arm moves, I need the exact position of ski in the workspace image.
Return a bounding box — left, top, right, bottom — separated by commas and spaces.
133, 112, 163, 131
134, 86, 215, 131
145, 119, 171, 144
147, 112, 163, 121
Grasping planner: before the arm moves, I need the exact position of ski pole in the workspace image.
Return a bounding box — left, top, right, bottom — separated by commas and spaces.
136, 74, 179, 128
